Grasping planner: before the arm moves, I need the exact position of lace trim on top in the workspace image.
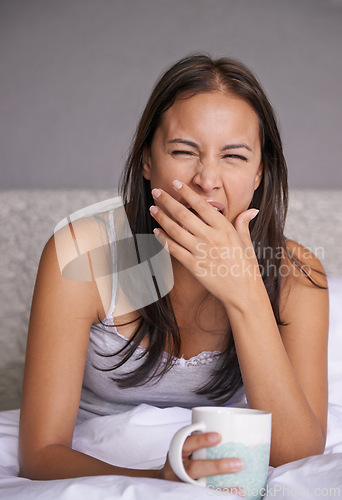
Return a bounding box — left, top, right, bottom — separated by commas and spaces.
167, 350, 222, 367
98, 318, 222, 367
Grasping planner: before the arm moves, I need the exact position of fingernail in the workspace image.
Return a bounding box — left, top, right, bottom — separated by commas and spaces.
153, 228, 160, 236
229, 458, 243, 471
250, 209, 259, 221
208, 432, 220, 443
172, 179, 183, 190
149, 205, 158, 215
152, 188, 161, 198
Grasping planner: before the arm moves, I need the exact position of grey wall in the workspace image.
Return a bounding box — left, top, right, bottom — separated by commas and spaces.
1, 0, 341, 190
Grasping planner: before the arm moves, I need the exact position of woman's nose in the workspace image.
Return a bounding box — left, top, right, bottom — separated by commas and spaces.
192, 158, 223, 192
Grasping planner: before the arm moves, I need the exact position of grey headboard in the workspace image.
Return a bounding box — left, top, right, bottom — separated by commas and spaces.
285, 190, 342, 276
0, 189, 341, 411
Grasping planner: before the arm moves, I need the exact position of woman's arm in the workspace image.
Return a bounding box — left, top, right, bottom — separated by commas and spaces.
19, 217, 241, 481
19, 218, 159, 479
19, 219, 128, 479
223, 240, 328, 466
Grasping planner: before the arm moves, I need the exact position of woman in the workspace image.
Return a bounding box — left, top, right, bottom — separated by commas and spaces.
19, 54, 329, 482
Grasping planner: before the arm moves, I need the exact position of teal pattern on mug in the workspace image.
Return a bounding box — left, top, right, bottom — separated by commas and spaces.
206, 441, 270, 500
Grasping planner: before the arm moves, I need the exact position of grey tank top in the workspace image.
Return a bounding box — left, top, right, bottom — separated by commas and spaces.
78, 208, 246, 420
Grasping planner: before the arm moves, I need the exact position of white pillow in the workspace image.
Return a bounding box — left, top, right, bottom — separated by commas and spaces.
327, 275, 342, 405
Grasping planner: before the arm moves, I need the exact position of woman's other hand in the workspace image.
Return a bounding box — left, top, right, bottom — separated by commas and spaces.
159, 432, 243, 483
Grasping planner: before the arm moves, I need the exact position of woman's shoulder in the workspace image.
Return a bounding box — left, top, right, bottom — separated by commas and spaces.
38, 214, 113, 322
278, 239, 328, 323
282, 238, 327, 288
52, 213, 112, 281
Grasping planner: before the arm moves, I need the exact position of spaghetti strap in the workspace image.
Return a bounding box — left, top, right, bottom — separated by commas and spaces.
105, 209, 118, 320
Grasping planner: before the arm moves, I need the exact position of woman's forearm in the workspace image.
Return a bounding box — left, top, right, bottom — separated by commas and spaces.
19, 444, 161, 481
224, 278, 325, 467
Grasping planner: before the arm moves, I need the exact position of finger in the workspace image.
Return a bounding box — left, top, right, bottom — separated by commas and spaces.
182, 432, 222, 456
171, 180, 230, 230
149, 205, 195, 252
186, 457, 243, 480
150, 190, 203, 245
151, 187, 209, 235
234, 209, 259, 247
153, 227, 195, 269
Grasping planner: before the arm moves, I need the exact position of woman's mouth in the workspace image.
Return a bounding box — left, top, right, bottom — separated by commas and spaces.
205, 200, 225, 215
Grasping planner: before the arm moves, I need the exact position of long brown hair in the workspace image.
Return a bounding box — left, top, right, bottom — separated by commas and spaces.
96, 54, 316, 402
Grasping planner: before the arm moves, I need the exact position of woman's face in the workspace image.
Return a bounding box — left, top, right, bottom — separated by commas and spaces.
142, 91, 263, 224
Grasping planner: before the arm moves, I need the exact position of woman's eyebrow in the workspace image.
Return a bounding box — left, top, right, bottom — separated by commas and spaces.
221, 143, 252, 152
167, 138, 199, 148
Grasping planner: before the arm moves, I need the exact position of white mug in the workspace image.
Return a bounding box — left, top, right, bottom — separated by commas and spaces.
169, 407, 272, 499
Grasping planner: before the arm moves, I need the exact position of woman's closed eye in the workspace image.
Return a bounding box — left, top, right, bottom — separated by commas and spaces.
171, 150, 196, 157
223, 154, 248, 162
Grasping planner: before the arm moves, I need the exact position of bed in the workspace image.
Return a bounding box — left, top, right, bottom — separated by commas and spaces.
0, 189, 341, 499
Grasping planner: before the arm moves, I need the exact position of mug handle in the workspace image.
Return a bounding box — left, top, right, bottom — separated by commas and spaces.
168, 422, 206, 486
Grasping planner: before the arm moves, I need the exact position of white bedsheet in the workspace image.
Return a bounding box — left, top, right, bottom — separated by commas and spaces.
0, 402, 342, 500
1, 276, 341, 500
